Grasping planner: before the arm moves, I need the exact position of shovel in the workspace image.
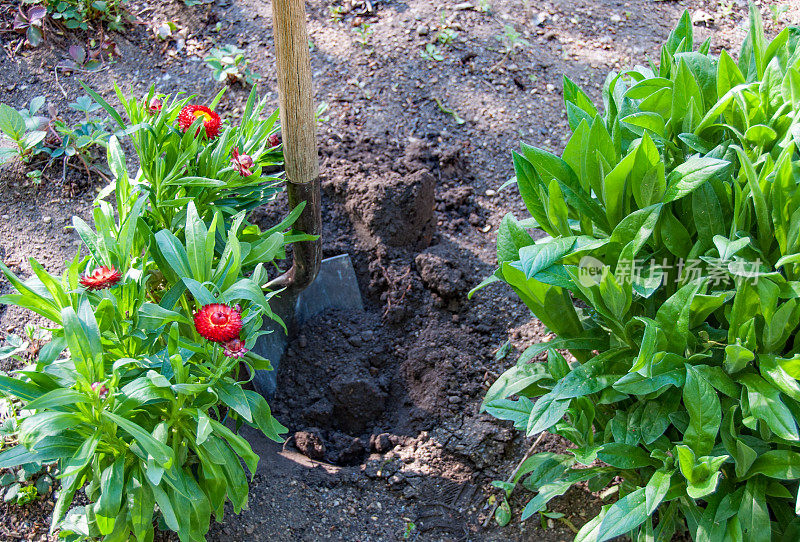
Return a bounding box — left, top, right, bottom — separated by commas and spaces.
251, 0, 363, 399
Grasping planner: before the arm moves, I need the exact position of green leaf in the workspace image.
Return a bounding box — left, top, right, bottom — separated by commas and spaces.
645, 469, 672, 515
127, 470, 155, 542
106, 135, 127, 181
597, 487, 648, 542
243, 389, 287, 442
734, 147, 771, 253
518, 238, 577, 278
740, 374, 799, 441
663, 157, 729, 202
746, 451, 800, 480
80, 81, 126, 129
185, 201, 210, 282
520, 480, 574, 520
521, 144, 609, 232
575, 505, 609, 542
497, 213, 534, 263
137, 303, 192, 331
155, 230, 193, 279
24, 389, 87, 411
481, 362, 551, 408
738, 478, 770, 542
104, 411, 173, 468
196, 412, 212, 446
0, 375, 46, 402
164, 176, 226, 187
0, 104, 26, 140
527, 393, 570, 436
94, 456, 124, 535
656, 280, 703, 354
683, 364, 721, 457
0, 436, 82, 468
216, 379, 252, 422
486, 398, 534, 431
597, 443, 655, 469
692, 183, 725, 243
725, 344, 755, 374
207, 418, 259, 475
19, 412, 83, 449
61, 308, 94, 382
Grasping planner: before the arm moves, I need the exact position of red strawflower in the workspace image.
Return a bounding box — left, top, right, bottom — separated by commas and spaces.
231, 146, 254, 177
91, 382, 108, 399
223, 338, 248, 358
148, 96, 162, 114
194, 303, 242, 343
268, 133, 281, 147
80, 266, 121, 291
177, 105, 221, 139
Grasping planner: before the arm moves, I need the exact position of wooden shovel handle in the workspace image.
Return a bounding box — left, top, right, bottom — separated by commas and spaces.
273, 0, 319, 184
269, 0, 321, 293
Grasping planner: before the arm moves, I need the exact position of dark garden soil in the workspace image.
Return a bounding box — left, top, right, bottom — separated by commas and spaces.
0, 0, 797, 540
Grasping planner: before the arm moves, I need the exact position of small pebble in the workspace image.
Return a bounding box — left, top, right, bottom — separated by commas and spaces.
43, 216, 51, 224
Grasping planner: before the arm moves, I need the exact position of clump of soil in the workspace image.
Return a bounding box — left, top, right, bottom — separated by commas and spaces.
322, 134, 438, 251
273, 310, 398, 465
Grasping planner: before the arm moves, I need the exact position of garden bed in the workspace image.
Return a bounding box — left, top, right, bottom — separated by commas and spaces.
1, 0, 796, 540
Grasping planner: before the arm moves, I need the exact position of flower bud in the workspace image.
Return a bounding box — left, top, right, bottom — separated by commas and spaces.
148, 96, 162, 114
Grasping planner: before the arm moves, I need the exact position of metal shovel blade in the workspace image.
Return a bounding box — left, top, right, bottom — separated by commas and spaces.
251, 253, 364, 398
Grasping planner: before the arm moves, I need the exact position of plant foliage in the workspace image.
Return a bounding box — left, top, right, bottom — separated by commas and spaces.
0, 86, 299, 541
475, 6, 800, 541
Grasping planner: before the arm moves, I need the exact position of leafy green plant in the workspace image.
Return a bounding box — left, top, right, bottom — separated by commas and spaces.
57, 45, 106, 73
0, 101, 48, 166
0, 80, 310, 539
433, 13, 457, 46
475, 6, 800, 541
494, 24, 529, 56
0, 94, 116, 184
0, 462, 50, 506
45, 95, 114, 180
770, 4, 790, 23
203, 45, 262, 87
328, 4, 345, 21
13, 6, 47, 47
82, 83, 284, 233
47, 0, 128, 31
353, 23, 373, 49
0, 128, 296, 539
437, 27, 457, 45
420, 43, 444, 62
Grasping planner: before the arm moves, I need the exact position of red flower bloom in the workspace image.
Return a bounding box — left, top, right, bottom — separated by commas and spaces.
223, 338, 248, 358
268, 133, 281, 147
231, 146, 254, 177
177, 105, 221, 139
148, 96, 162, 114
194, 303, 242, 343
80, 266, 122, 291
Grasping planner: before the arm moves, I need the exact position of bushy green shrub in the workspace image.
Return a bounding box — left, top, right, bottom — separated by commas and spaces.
0, 88, 300, 540
475, 6, 800, 541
